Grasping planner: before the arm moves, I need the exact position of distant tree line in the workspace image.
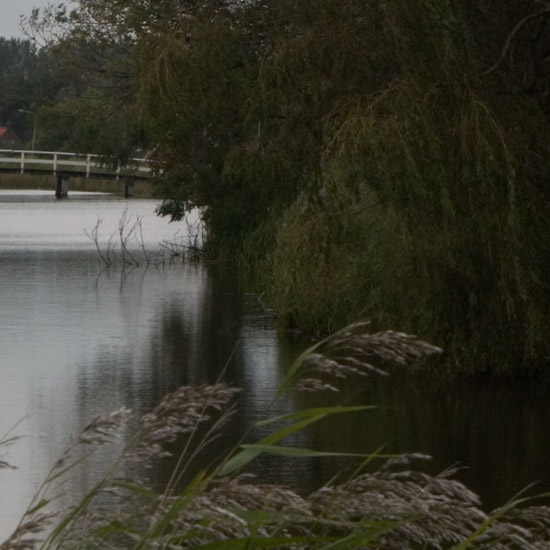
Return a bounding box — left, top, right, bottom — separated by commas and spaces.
0, 31, 145, 156
19, 0, 550, 375
0, 37, 54, 147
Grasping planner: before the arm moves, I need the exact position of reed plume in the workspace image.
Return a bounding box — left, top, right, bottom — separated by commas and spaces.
2, 323, 549, 549
291, 320, 442, 393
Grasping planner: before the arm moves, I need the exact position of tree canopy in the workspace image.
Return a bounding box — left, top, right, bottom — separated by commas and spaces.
23, 0, 550, 374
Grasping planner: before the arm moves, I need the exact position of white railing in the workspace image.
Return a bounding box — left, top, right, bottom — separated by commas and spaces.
0, 149, 155, 179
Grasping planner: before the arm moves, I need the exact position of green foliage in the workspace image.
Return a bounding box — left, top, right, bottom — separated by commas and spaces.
34, 88, 145, 157
29, 0, 550, 373
300, 76, 550, 372
0, 38, 55, 146
250, 0, 550, 374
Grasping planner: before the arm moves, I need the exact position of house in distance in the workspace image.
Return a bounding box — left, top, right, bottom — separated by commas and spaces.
0, 126, 20, 148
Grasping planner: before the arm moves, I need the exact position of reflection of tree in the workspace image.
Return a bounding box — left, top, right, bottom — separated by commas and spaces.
67, 264, 247, 493
142, 265, 249, 491
19, 255, 550, 513
146, 265, 245, 389
77, 263, 544, 506
300, 373, 550, 511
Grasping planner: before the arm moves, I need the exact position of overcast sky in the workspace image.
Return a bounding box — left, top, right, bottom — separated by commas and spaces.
0, 0, 52, 39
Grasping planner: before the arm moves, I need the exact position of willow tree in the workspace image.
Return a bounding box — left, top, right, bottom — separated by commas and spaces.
249, 0, 550, 374
31, 0, 550, 373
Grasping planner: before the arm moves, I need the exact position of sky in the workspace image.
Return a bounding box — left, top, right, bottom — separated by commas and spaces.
0, 0, 52, 39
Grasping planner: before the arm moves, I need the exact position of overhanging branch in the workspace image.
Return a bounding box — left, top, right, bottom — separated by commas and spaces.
484, 7, 550, 75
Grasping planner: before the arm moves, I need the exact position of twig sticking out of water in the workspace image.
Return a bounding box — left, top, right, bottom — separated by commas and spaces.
158, 214, 203, 263
118, 207, 140, 267
85, 210, 203, 268
135, 216, 151, 266
84, 218, 112, 267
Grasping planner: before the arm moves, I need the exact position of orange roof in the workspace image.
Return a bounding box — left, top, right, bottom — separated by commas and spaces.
0, 127, 19, 142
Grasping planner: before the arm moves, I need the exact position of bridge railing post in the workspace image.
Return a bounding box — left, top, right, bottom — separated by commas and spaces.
20, 151, 25, 174
86, 154, 91, 178
53, 153, 57, 175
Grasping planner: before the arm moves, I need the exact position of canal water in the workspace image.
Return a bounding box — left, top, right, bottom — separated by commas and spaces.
1, 189, 550, 540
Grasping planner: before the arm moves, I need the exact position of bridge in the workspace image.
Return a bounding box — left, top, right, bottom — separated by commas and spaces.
0, 149, 157, 198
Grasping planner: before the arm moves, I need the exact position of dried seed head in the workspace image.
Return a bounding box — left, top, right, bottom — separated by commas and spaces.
474, 504, 550, 549
378, 453, 433, 472
211, 475, 313, 520
309, 467, 486, 549
294, 378, 340, 393
296, 321, 442, 392
154, 476, 314, 547
131, 384, 240, 461
0, 513, 56, 550
79, 406, 133, 445
0, 460, 16, 470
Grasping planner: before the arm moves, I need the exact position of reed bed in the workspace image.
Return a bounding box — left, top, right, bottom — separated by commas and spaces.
1, 322, 549, 549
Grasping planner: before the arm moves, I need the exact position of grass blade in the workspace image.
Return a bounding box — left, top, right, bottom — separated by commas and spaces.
218, 405, 374, 477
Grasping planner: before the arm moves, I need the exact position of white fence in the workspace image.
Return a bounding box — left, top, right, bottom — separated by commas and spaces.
0, 149, 154, 179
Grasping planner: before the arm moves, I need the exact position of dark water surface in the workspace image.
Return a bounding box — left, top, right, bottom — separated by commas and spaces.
1, 190, 550, 539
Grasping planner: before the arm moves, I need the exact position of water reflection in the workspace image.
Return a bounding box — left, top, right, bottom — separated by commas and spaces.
0, 191, 304, 539
1, 190, 550, 541
299, 373, 550, 511
0, 253, 306, 538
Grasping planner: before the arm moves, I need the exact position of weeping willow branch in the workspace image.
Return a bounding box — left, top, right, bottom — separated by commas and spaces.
484, 7, 550, 75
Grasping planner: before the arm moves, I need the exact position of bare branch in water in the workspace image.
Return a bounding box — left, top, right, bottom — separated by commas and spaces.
84, 218, 112, 267
84, 210, 203, 268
